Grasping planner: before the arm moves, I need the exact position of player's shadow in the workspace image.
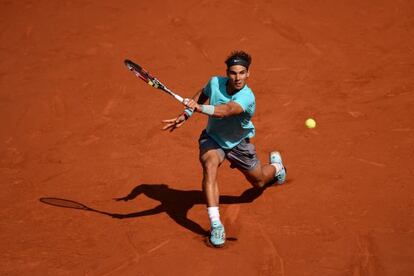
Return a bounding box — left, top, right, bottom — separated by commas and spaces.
112, 183, 270, 236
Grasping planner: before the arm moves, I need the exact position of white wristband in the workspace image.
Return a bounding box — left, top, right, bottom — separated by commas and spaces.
184, 108, 193, 117
200, 105, 215, 116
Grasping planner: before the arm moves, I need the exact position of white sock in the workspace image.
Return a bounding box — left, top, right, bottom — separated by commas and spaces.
270, 163, 283, 177
207, 206, 221, 225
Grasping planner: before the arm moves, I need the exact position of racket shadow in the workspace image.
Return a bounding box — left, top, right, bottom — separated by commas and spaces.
39, 183, 273, 237
39, 197, 114, 217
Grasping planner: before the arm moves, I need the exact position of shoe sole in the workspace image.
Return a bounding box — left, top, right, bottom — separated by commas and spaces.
205, 237, 225, 248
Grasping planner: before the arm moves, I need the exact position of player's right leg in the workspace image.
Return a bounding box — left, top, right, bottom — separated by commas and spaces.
198, 130, 226, 247
199, 149, 223, 207
199, 150, 226, 247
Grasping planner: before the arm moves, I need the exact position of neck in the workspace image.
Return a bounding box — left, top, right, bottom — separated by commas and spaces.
226, 80, 244, 95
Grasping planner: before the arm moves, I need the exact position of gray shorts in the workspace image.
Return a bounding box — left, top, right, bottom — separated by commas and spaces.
198, 130, 260, 171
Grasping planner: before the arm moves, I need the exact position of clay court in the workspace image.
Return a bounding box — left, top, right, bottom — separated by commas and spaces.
1, 0, 413, 275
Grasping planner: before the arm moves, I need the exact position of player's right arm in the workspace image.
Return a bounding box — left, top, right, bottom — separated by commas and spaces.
162, 89, 208, 132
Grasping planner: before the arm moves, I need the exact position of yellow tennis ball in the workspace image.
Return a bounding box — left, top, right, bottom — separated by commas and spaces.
305, 118, 316, 128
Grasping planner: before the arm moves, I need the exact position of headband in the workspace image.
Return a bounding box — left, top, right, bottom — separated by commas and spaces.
226, 58, 250, 69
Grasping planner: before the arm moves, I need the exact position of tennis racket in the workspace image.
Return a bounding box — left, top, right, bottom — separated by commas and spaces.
124, 59, 186, 104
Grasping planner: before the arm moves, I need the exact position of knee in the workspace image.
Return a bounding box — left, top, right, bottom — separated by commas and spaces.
250, 179, 266, 188
201, 158, 219, 173
246, 174, 266, 188
243, 166, 271, 188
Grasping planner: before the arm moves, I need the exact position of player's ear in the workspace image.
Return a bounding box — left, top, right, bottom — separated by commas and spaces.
246, 70, 250, 78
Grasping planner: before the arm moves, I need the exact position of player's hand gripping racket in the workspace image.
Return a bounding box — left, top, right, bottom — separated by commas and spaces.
124, 59, 187, 105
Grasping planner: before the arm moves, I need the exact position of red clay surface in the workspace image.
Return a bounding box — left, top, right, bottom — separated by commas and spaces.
1, 1, 414, 275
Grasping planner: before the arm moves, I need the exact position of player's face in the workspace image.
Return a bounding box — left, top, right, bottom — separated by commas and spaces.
226, 65, 249, 92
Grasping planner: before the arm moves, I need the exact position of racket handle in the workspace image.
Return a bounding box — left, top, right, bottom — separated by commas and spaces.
173, 94, 184, 103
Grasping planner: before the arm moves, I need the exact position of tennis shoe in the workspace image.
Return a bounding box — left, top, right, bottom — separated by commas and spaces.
270, 151, 286, 185
209, 221, 226, 248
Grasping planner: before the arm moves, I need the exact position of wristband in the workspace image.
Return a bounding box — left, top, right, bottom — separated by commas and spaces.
200, 105, 215, 116
184, 107, 194, 117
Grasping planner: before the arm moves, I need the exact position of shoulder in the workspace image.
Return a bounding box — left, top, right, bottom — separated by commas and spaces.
236, 85, 255, 101
233, 85, 255, 113
209, 76, 227, 86
204, 76, 227, 93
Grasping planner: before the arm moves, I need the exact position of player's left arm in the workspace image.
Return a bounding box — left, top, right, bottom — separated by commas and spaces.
162, 88, 209, 131
206, 101, 244, 118
185, 95, 251, 118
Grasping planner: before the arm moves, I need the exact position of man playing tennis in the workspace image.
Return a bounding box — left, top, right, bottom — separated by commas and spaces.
162, 51, 286, 248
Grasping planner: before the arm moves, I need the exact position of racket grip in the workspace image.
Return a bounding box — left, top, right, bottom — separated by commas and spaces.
172, 93, 194, 114
174, 94, 184, 103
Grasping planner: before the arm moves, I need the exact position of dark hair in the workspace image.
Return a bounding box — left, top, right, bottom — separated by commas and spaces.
225, 50, 252, 69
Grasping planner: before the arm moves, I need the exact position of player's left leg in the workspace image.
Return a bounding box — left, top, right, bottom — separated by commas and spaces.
226, 139, 286, 188
241, 163, 277, 188
241, 152, 286, 187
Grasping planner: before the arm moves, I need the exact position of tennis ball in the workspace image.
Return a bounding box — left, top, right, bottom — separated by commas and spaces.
305, 118, 316, 128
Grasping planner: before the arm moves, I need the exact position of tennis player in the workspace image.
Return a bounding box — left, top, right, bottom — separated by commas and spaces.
162, 51, 286, 248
